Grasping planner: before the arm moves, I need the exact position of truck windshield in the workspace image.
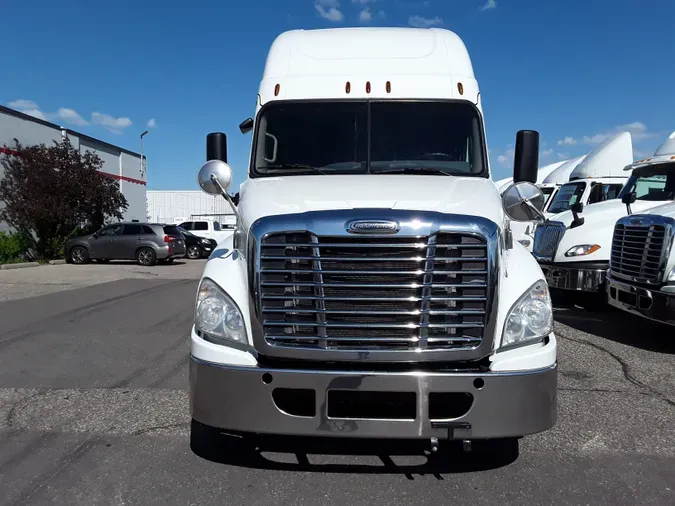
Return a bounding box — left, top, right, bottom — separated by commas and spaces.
251, 100, 486, 177
541, 187, 555, 204
618, 163, 675, 201
547, 181, 586, 214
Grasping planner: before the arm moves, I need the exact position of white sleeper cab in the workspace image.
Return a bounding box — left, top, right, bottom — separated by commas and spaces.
188, 27, 557, 454
531, 132, 634, 296
606, 132, 675, 324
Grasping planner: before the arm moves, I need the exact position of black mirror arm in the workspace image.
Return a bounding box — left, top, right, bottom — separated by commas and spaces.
570, 209, 585, 228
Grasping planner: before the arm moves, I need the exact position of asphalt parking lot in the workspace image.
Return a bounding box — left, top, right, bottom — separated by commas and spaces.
0, 261, 674, 505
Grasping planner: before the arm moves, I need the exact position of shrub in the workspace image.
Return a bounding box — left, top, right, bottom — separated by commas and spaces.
0, 231, 29, 264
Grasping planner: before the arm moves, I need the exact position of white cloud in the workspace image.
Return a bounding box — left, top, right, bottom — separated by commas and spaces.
409, 15, 443, 28
147, 118, 157, 129
583, 121, 657, 145
480, 0, 497, 11
352, 0, 377, 3
497, 146, 515, 168
557, 136, 577, 146
557, 152, 570, 160
8, 99, 39, 110
92, 112, 133, 134
359, 8, 373, 22
315, 0, 344, 21
56, 108, 88, 126
9, 99, 88, 126
541, 148, 554, 158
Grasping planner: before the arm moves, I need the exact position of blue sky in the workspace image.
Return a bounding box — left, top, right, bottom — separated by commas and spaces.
2, 0, 674, 190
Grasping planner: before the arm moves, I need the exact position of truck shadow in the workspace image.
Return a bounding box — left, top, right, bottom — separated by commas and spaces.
552, 295, 675, 355
192, 432, 519, 476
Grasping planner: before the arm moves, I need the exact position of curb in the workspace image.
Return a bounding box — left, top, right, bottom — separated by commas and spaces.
48, 259, 67, 265
0, 261, 40, 270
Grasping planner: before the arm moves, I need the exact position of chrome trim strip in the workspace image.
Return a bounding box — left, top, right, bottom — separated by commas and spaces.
247, 209, 499, 363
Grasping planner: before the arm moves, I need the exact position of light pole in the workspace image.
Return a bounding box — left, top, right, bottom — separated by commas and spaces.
140, 130, 149, 177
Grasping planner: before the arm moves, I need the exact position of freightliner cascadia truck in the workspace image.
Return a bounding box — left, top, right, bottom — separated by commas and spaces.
606, 132, 675, 324
188, 27, 557, 454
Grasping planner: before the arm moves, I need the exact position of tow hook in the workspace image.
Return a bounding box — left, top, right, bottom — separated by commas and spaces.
430, 437, 439, 453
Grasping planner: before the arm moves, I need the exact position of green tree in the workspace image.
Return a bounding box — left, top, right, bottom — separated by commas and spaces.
0, 137, 128, 259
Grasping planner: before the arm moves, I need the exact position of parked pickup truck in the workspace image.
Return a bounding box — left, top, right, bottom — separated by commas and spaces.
188, 27, 558, 455
178, 219, 232, 244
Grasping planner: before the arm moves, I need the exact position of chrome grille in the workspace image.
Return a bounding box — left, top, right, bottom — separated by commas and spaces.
610, 222, 667, 283
258, 232, 488, 352
533, 222, 566, 259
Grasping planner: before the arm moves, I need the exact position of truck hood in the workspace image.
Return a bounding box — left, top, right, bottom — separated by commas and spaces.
636, 200, 675, 218
237, 175, 505, 227
550, 199, 673, 263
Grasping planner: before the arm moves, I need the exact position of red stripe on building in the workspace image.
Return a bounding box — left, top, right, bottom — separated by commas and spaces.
99, 172, 147, 186
0, 147, 21, 157
1, 146, 146, 186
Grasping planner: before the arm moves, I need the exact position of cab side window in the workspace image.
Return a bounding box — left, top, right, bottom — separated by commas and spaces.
179, 222, 193, 231
99, 224, 123, 236
122, 224, 143, 235
193, 221, 208, 231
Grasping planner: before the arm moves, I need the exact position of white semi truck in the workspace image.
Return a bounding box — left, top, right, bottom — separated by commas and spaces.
495, 160, 572, 251
530, 132, 634, 296
606, 132, 675, 324
188, 27, 557, 453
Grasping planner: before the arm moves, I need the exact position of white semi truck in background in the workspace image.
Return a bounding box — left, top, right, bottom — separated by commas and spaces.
606, 132, 675, 323
188, 27, 557, 454
531, 132, 633, 298
496, 160, 571, 251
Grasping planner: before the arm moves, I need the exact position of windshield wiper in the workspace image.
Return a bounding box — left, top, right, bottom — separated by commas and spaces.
371, 166, 451, 176
258, 163, 327, 175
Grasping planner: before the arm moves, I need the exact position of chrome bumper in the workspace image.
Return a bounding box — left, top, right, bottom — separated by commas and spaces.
539, 263, 607, 292
607, 276, 675, 326
189, 356, 557, 440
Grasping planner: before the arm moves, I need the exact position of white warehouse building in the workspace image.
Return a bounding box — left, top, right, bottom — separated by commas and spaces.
0, 105, 146, 231
146, 190, 235, 226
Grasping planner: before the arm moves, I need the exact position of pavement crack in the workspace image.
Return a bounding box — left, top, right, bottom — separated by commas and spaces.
132, 421, 189, 436
559, 331, 675, 408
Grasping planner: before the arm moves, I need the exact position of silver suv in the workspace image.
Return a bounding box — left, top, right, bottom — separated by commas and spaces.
65, 222, 186, 266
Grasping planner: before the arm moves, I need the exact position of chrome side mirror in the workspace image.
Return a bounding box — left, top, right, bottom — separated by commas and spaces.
502, 181, 546, 222
198, 160, 233, 196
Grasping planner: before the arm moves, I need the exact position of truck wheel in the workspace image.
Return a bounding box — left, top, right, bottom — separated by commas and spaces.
69, 246, 89, 265
136, 247, 156, 266
187, 245, 202, 259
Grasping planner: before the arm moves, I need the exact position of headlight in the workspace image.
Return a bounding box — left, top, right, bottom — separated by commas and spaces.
518, 239, 531, 247
201, 238, 211, 244
195, 277, 247, 344
564, 244, 600, 257
501, 280, 553, 350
